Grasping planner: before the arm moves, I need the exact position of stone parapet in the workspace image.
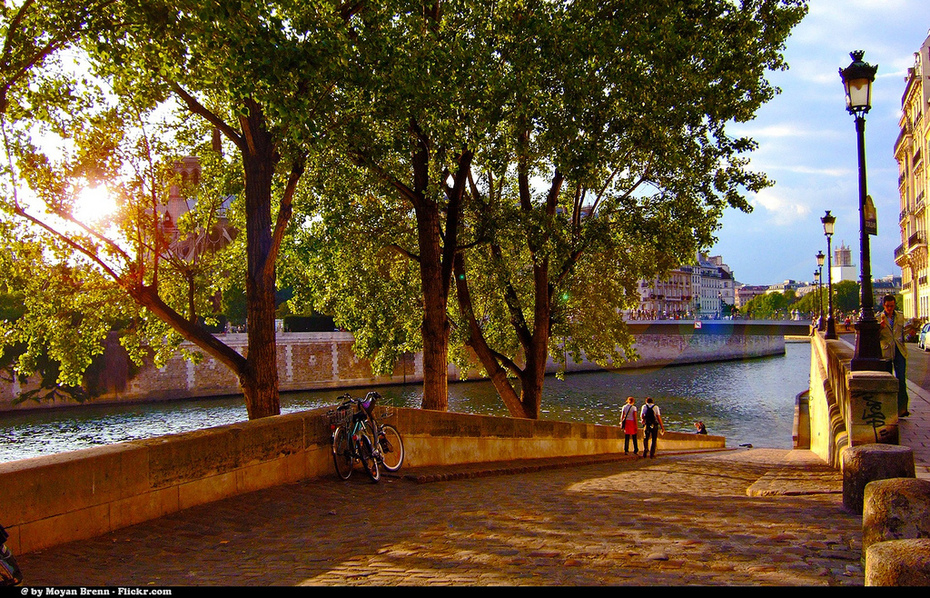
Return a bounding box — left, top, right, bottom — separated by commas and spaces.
807, 331, 900, 468
0, 407, 724, 556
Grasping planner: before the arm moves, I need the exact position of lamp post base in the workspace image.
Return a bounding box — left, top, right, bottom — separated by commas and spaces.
851, 318, 890, 372
825, 316, 837, 340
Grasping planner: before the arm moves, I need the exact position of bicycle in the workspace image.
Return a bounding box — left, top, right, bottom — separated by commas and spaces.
327, 392, 405, 481
328, 394, 381, 482
363, 392, 405, 474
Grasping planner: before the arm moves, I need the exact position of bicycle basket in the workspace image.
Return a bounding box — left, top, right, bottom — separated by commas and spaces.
327, 407, 352, 428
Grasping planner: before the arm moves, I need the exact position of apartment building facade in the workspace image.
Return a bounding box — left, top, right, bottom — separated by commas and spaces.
895, 32, 930, 319
635, 253, 734, 319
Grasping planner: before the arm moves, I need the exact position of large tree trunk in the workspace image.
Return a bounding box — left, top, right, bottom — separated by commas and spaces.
520, 261, 552, 420
416, 202, 449, 411
238, 103, 281, 420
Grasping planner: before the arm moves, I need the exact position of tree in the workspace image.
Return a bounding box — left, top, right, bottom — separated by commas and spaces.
289, 1, 500, 411
1, 1, 359, 418
0, 0, 118, 116
833, 280, 860, 314
290, 0, 808, 418
742, 292, 793, 319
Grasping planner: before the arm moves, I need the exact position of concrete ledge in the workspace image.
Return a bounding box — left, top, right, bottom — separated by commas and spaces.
865, 538, 930, 586
0, 407, 724, 555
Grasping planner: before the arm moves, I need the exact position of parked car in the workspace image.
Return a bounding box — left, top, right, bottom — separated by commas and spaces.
918, 322, 930, 351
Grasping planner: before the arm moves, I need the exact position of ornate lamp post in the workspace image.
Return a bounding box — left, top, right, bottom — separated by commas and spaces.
816, 251, 825, 331
822, 211, 837, 339
839, 50, 885, 370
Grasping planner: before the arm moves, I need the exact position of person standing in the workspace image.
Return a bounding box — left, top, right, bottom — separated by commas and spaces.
620, 396, 639, 455
640, 397, 665, 458
878, 295, 909, 418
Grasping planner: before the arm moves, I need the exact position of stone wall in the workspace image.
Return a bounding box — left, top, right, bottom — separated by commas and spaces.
0, 407, 725, 555
807, 331, 899, 468
0, 325, 786, 412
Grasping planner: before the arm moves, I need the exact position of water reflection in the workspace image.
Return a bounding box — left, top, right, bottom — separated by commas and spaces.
0, 343, 809, 463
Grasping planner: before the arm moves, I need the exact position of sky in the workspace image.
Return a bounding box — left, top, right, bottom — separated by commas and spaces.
712, 0, 929, 286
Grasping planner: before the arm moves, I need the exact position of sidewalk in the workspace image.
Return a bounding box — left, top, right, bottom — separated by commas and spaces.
16, 448, 861, 586
902, 380, 930, 479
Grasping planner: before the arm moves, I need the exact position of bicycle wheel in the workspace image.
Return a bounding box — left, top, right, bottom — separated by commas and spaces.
358, 434, 380, 482
331, 426, 354, 480
377, 424, 405, 472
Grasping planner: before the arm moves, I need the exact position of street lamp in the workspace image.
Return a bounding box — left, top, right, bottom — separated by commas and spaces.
816, 251, 825, 331
839, 50, 886, 370
822, 211, 837, 339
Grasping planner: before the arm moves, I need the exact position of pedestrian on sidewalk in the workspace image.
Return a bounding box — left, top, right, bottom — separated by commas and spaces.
878, 294, 910, 418
640, 397, 665, 458
620, 396, 639, 455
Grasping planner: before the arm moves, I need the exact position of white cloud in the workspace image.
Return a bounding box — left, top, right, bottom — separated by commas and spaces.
749, 187, 812, 225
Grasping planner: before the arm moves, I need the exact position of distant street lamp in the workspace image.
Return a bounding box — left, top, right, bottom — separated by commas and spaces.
816, 251, 825, 331
839, 50, 885, 370
822, 211, 837, 339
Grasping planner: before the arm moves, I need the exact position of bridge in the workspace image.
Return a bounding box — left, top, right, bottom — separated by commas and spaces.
625, 319, 812, 336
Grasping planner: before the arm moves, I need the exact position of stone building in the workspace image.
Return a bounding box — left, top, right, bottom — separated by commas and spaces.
895, 30, 930, 318
635, 253, 734, 319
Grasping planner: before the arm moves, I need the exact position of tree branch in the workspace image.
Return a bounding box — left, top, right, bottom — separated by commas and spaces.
169, 82, 244, 150
262, 155, 305, 282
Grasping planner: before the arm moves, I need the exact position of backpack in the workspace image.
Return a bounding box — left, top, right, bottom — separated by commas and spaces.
643, 404, 657, 427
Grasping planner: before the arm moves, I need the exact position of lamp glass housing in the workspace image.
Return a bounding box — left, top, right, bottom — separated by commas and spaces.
844, 77, 872, 112
839, 50, 877, 115
821, 211, 836, 236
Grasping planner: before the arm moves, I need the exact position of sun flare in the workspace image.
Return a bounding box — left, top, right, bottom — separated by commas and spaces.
74, 185, 117, 223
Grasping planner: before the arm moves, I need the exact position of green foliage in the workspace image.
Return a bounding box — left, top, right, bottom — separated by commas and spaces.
833, 280, 860, 314
0, 0, 808, 415
294, 0, 808, 415
280, 173, 424, 375
742, 291, 793, 319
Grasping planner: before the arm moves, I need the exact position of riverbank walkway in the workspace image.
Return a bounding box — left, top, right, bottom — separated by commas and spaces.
17, 448, 865, 586
13, 339, 929, 586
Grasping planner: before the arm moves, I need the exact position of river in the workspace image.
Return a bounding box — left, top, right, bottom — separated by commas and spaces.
0, 341, 810, 463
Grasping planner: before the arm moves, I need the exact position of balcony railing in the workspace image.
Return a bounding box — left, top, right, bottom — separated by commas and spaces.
901, 208, 910, 221
895, 243, 906, 259
909, 231, 927, 248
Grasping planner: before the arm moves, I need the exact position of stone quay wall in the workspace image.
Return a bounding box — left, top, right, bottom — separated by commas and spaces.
807, 331, 899, 468
0, 406, 725, 556
0, 322, 787, 411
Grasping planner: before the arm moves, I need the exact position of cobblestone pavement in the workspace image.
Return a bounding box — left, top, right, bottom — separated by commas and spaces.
17, 448, 863, 586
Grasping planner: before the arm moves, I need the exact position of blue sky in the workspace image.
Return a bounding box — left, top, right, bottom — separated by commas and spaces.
714, 0, 928, 285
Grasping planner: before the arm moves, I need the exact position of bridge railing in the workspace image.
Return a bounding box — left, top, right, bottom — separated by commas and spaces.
807, 330, 899, 468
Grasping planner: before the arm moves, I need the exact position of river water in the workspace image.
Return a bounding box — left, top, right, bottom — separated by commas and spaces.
0, 342, 811, 463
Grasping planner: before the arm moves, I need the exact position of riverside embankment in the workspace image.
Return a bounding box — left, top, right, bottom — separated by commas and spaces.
0, 406, 724, 556
0, 321, 793, 412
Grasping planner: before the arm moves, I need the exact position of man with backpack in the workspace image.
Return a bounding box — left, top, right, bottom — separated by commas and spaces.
640, 397, 665, 458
